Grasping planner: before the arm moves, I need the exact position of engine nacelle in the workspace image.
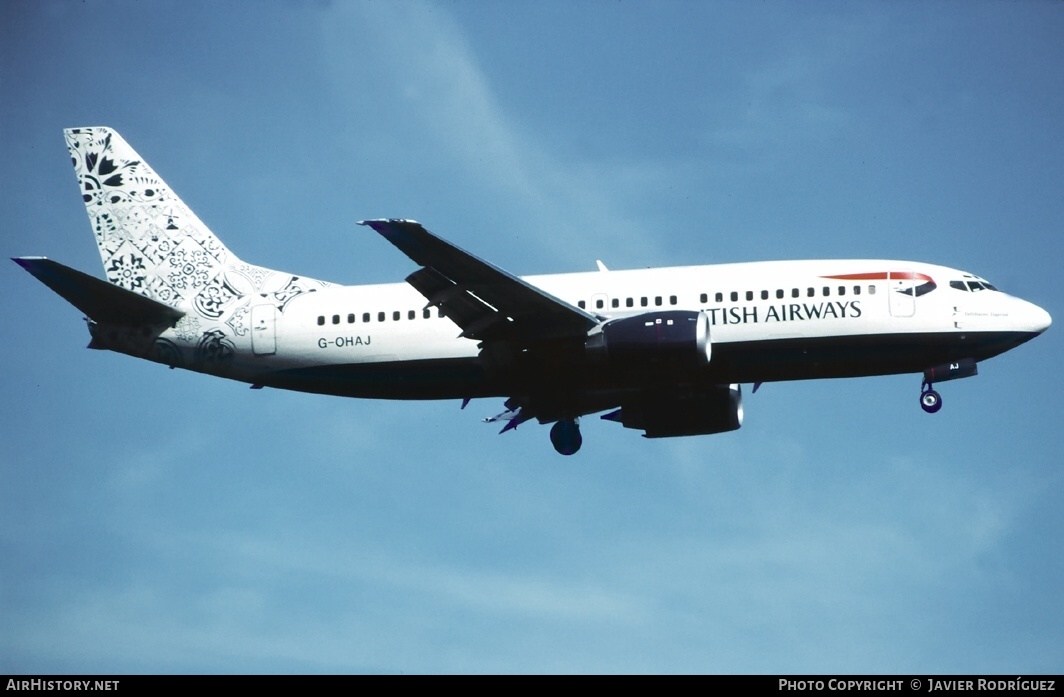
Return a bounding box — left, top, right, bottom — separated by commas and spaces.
601, 384, 743, 438
587, 310, 711, 377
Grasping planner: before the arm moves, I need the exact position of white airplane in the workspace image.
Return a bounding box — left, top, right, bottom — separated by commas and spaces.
14, 127, 1052, 455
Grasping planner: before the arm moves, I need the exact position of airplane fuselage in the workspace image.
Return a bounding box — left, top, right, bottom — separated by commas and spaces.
133, 259, 1047, 402
17, 127, 1051, 454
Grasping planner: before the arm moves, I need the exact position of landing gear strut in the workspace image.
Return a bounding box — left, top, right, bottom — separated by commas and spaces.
920, 382, 942, 414
550, 418, 582, 455
919, 359, 979, 413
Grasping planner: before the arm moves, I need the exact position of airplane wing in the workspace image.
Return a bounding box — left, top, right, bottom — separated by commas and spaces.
359, 219, 599, 342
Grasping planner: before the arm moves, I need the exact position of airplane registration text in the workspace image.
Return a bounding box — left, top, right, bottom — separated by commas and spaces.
319, 336, 372, 349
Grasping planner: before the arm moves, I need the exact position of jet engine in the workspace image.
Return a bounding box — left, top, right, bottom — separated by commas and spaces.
601, 384, 743, 438
586, 310, 711, 378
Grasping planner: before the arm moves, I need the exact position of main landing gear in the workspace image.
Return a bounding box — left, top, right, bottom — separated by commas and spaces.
920, 382, 943, 414
550, 418, 582, 456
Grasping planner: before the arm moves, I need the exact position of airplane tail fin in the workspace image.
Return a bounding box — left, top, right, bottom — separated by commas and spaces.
64, 127, 238, 308
18, 128, 331, 372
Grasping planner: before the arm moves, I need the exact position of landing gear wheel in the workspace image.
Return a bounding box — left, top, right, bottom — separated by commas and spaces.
920, 388, 942, 414
550, 419, 582, 456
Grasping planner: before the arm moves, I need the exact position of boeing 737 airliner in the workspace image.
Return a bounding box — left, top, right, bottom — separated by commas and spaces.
14, 128, 1052, 454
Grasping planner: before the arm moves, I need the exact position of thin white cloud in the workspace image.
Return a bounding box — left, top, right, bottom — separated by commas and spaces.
707, 46, 853, 152
317, 1, 668, 269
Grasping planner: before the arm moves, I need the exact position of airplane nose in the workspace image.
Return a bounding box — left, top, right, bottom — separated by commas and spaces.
1032, 303, 1052, 334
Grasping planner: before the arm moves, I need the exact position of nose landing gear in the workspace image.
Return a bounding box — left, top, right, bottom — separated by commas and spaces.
918, 359, 978, 414
920, 383, 943, 414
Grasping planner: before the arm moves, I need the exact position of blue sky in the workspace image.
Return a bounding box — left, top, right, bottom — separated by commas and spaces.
2, 0, 1062, 674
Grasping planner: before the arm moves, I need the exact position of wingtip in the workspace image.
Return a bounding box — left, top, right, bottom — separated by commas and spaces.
359, 218, 421, 229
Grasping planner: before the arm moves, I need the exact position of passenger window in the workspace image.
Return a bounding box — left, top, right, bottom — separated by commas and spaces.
612, 298, 619, 308
423, 309, 431, 319
807, 288, 815, 297
317, 316, 325, 326
578, 300, 586, 309
438, 308, 444, 317
363, 312, 371, 323
408, 310, 416, 320
853, 285, 861, 296
838, 286, 846, 296
761, 290, 769, 300
348, 313, 355, 323
792, 288, 800, 298
378, 312, 385, 322
868, 285, 876, 295
641, 297, 648, 307
823, 287, 830, 296
596, 299, 604, 309
655, 296, 662, 306
700, 293, 708, 303
746, 291, 753, 301
393, 311, 400, 321
669, 295, 677, 305
776, 289, 784, 299
332, 314, 340, 325
715, 292, 723, 303
730, 292, 738, 302
626, 297, 634, 308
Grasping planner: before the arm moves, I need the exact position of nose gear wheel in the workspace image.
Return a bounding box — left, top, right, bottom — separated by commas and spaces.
920, 383, 942, 414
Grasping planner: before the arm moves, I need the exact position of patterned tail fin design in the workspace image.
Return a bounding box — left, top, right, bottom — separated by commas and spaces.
66, 127, 237, 309
65, 127, 330, 376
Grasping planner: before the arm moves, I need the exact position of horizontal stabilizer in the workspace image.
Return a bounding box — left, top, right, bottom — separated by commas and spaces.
12, 257, 184, 326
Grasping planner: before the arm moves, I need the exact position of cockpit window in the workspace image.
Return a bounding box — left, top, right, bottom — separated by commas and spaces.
950, 278, 1000, 292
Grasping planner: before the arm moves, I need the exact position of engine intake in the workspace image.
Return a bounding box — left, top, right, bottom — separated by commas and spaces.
588, 310, 711, 376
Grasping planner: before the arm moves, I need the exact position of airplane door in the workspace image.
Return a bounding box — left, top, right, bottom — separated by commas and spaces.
888, 271, 916, 318
251, 304, 277, 355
